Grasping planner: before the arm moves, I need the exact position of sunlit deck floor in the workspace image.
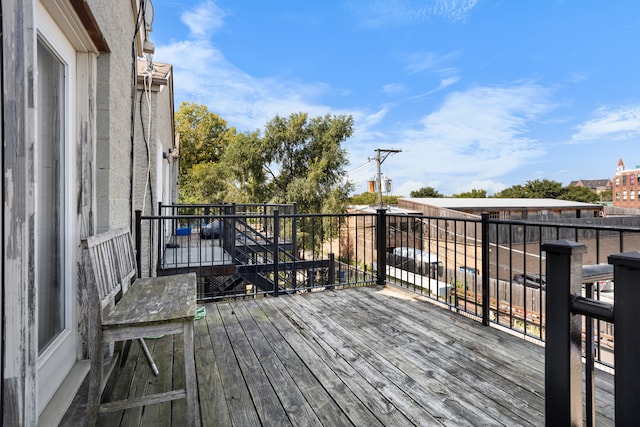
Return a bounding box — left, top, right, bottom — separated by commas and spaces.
94, 285, 615, 426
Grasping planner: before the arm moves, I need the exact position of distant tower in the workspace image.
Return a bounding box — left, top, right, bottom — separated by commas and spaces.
617, 158, 625, 173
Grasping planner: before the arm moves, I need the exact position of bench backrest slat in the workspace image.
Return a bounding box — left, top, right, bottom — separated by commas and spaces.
84, 228, 138, 310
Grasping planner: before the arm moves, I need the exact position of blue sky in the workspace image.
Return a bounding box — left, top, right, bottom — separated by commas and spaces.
151, 0, 640, 196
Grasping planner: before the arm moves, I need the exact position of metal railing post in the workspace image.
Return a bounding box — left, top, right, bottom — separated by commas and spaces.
156, 202, 163, 277
292, 203, 297, 258
376, 208, 387, 286
328, 253, 335, 287
541, 239, 586, 427
135, 210, 142, 278
273, 209, 280, 297
609, 251, 640, 425
481, 212, 490, 326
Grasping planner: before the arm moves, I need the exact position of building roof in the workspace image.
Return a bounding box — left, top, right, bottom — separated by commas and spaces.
348, 205, 420, 215
137, 60, 172, 86
568, 179, 612, 188
399, 198, 601, 210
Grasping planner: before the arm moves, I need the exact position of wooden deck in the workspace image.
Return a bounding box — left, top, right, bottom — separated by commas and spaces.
87, 285, 614, 426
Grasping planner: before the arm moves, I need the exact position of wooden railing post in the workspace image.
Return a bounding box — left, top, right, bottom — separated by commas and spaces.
376, 208, 387, 286
609, 251, 640, 424
541, 239, 586, 426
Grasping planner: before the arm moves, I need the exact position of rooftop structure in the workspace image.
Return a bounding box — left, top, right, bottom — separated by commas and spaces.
569, 179, 612, 194
398, 197, 603, 220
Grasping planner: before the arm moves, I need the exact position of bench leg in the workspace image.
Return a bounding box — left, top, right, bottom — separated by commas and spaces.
183, 320, 197, 426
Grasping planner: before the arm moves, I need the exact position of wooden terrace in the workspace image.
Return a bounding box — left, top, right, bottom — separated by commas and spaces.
65, 285, 615, 426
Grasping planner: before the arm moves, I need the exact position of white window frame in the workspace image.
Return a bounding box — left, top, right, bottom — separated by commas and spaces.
35, 1, 78, 415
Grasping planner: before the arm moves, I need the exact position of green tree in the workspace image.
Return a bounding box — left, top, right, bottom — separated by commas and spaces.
493, 179, 602, 203
260, 112, 354, 213
599, 189, 613, 202
493, 179, 563, 199
410, 186, 444, 198
452, 189, 487, 198
178, 162, 228, 204
493, 184, 527, 198
175, 102, 234, 180
523, 179, 563, 198
558, 186, 600, 203
349, 192, 399, 205
220, 131, 270, 203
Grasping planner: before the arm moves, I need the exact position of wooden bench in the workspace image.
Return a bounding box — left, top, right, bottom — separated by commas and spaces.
83, 228, 197, 426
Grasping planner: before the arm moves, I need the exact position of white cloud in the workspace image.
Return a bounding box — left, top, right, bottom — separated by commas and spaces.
157, 37, 348, 131
571, 105, 640, 142
378, 83, 552, 193
156, 2, 550, 198
405, 52, 460, 98
350, 0, 479, 27
406, 51, 459, 75
156, 1, 376, 132
437, 76, 460, 90
180, 1, 226, 39
382, 83, 406, 96
453, 179, 507, 196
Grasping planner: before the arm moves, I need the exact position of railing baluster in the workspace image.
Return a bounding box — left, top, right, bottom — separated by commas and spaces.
273, 209, 279, 297
481, 213, 490, 326
376, 208, 387, 286
584, 281, 596, 427
135, 210, 142, 278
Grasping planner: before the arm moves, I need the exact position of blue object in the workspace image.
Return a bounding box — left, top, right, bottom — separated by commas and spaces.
176, 227, 191, 236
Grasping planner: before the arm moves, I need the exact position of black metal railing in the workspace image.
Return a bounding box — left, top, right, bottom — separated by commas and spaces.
136, 204, 377, 301
380, 211, 640, 369
543, 240, 640, 426
133, 203, 640, 421
136, 204, 640, 361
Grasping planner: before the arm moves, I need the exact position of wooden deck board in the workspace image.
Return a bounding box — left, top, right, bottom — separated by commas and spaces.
98, 285, 616, 426
252, 299, 387, 427
303, 287, 540, 426
217, 302, 295, 426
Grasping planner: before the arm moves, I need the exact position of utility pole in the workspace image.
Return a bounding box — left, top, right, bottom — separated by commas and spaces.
372, 148, 402, 207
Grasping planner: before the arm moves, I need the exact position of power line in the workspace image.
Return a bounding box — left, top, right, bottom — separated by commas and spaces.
347, 159, 374, 175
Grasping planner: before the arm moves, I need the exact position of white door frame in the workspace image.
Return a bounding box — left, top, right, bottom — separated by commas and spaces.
35, 1, 78, 414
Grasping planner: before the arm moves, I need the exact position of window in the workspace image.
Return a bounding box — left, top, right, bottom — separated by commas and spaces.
37, 37, 66, 354
631, 190, 636, 200
616, 192, 620, 200
623, 175, 628, 186
36, 2, 79, 413
616, 177, 620, 186
631, 175, 636, 186
623, 191, 627, 200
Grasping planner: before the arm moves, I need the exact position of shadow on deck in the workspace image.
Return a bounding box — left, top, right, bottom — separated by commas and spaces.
89, 285, 614, 426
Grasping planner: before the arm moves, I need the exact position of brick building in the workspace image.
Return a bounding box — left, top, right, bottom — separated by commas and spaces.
613, 158, 640, 208
569, 178, 612, 194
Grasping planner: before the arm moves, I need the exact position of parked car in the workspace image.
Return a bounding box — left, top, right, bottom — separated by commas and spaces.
389, 247, 444, 278
200, 220, 221, 239
513, 273, 546, 290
